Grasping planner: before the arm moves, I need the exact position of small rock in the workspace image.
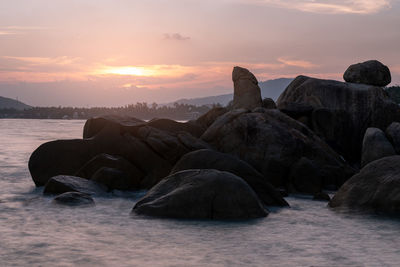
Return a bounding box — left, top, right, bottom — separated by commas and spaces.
43, 175, 106, 195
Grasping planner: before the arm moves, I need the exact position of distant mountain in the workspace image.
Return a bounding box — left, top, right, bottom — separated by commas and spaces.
0, 96, 32, 110
172, 78, 294, 107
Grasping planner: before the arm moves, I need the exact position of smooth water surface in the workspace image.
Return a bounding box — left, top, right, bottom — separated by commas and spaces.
0, 119, 399, 266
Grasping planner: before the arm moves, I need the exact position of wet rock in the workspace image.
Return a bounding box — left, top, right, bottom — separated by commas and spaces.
277, 75, 400, 163
361, 128, 395, 167
329, 156, 400, 214
385, 122, 400, 154
201, 109, 355, 193
232, 66, 262, 110
133, 169, 268, 220
91, 167, 132, 191
52, 192, 94, 206
343, 60, 391, 86
75, 153, 143, 189
171, 149, 288, 206
43, 175, 106, 195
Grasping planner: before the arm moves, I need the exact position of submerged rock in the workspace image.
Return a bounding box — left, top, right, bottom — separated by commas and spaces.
232, 66, 262, 110
43, 175, 106, 195
330, 156, 400, 214
343, 60, 391, 86
52, 192, 94, 206
277, 75, 400, 163
171, 149, 288, 206
361, 128, 395, 167
133, 169, 268, 220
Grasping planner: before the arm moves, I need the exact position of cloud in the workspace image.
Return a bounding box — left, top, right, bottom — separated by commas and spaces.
277, 58, 318, 68
2, 56, 80, 66
164, 33, 191, 41
248, 0, 392, 14
0, 31, 17, 36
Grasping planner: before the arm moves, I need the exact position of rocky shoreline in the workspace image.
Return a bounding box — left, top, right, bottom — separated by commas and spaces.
28, 60, 400, 218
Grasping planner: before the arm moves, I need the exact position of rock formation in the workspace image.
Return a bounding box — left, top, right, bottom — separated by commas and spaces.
232, 66, 262, 110
201, 109, 355, 192
171, 149, 288, 206
277, 75, 400, 163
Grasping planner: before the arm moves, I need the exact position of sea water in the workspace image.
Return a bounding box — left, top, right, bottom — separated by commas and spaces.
0, 119, 399, 266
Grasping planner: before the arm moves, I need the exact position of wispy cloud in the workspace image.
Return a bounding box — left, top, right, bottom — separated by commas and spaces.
249, 0, 392, 14
164, 33, 191, 41
2, 56, 80, 66
277, 58, 318, 68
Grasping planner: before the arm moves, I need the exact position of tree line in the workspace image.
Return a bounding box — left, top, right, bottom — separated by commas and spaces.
0, 102, 214, 120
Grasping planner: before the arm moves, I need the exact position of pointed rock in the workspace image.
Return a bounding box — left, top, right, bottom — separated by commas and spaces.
232, 66, 262, 110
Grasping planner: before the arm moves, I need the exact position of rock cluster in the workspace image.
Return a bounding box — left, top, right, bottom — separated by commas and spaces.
29, 60, 400, 217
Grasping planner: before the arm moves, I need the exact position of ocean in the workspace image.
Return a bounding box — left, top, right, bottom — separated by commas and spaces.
0, 119, 399, 266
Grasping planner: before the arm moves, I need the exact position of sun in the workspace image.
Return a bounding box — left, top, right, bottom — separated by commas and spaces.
100, 66, 156, 76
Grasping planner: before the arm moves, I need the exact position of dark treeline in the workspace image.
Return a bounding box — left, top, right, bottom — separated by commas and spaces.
386, 86, 400, 104
0, 102, 213, 120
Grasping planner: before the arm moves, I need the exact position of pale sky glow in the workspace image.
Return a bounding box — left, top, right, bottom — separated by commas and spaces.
0, 0, 399, 106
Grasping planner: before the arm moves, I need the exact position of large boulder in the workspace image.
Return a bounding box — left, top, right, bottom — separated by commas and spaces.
132, 169, 268, 220
91, 167, 133, 191
195, 107, 228, 130
385, 122, 400, 154
201, 109, 354, 192
171, 149, 288, 206
52, 192, 95, 206
232, 66, 262, 110
277, 75, 400, 163
361, 128, 395, 167
329, 156, 400, 214
43, 175, 106, 195
343, 60, 391, 86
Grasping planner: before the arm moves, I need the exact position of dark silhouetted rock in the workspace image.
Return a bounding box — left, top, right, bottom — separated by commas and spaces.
75, 153, 143, 189
195, 107, 228, 130
43, 175, 106, 195
83, 115, 145, 139
313, 192, 331, 202
277, 75, 400, 163
133, 169, 268, 220
343, 60, 391, 86
171, 149, 288, 206
201, 109, 354, 193
385, 122, 400, 154
361, 128, 395, 167
289, 157, 321, 194
262, 98, 277, 109
329, 156, 400, 214
91, 167, 132, 191
232, 66, 262, 110
52, 192, 94, 206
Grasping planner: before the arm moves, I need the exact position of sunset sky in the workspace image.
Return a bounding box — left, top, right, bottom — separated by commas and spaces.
0, 0, 399, 106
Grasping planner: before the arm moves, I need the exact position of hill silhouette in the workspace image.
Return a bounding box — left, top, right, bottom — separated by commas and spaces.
0, 96, 31, 110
